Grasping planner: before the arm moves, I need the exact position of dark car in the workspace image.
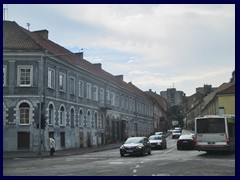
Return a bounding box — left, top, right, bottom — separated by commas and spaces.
148, 135, 167, 150
177, 134, 195, 150
120, 137, 151, 157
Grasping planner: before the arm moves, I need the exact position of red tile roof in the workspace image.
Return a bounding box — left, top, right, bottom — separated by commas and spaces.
3, 21, 150, 101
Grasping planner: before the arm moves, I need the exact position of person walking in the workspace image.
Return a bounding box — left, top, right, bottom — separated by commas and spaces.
49, 137, 56, 156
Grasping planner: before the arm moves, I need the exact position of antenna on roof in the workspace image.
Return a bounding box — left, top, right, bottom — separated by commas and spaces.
27, 23, 30, 31
3, 4, 8, 20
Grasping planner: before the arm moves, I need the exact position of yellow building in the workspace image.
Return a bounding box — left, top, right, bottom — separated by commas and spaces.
202, 83, 235, 116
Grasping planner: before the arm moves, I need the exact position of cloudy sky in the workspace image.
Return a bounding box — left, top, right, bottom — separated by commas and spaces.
4, 4, 235, 96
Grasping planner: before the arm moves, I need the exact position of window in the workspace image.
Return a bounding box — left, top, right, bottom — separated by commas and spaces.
60, 106, 65, 126
87, 110, 91, 127
111, 92, 115, 106
19, 103, 30, 124
95, 112, 98, 128
93, 85, 98, 101
100, 88, 104, 103
48, 68, 55, 89
86, 83, 91, 99
78, 80, 84, 97
3, 66, 6, 87
70, 108, 75, 127
18, 66, 33, 87
59, 73, 66, 91
48, 104, 54, 125
70, 77, 75, 95
79, 109, 83, 127
106, 90, 110, 102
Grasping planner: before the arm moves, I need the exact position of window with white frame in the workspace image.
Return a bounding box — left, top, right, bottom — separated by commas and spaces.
93, 85, 98, 101
48, 68, 55, 89
59, 73, 66, 91
70, 77, 75, 95
111, 92, 115, 106
86, 83, 91, 99
18, 65, 33, 87
19, 103, 30, 124
106, 90, 110, 102
100, 88, 104, 103
60, 106, 65, 126
3, 66, 6, 87
78, 80, 84, 97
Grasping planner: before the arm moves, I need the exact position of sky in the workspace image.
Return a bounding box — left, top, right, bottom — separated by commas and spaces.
3, 4, 235, 96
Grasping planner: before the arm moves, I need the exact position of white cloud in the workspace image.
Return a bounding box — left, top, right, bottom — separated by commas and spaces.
6, 4, 235, 96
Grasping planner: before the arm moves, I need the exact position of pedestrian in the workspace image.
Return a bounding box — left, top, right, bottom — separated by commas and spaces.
49, 137, 56, 156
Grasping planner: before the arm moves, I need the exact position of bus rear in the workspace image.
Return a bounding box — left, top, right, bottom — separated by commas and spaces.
194, 115, 234, 153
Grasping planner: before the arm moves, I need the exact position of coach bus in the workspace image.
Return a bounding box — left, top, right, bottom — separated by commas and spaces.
194, 115, 235, 153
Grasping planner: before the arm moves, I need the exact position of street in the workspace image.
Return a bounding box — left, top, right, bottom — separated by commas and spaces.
3, 130, 235, 176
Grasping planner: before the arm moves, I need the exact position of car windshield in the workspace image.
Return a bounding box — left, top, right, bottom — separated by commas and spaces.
125, 138, 144, 144
179, 135, 193, 140
173, 130, 180, 133
149, 135, 162, 140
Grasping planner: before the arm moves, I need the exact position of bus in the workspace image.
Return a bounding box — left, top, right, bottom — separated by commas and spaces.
194, 115, 235, 153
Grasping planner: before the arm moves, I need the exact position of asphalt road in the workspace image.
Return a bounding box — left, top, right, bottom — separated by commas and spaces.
3, 130, 235, 176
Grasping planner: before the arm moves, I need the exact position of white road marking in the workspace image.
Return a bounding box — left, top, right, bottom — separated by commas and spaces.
133, 169, 137, 173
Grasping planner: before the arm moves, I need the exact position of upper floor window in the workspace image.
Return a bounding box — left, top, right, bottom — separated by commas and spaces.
59, 73, 66, 92
18, 65, 33, 87
48, 68, 55, 89
3, 66, 6, 87
111, 92, 115, 106
86, 83, 91, 99
100, 88, 104, 103
70, 77, 75, 95
93, 85, 98, 101
106, 90, 110, 102
78, 80, 84, 97
19, 103, 30, 124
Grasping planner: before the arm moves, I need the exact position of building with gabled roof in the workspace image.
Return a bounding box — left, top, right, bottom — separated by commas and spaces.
3, 21, 154, 151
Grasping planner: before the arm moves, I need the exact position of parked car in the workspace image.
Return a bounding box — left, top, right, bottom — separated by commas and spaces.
172, 130, 181, 139
177, 134, 195, 150
120, 137, 151, 157
148, 135, 167, 150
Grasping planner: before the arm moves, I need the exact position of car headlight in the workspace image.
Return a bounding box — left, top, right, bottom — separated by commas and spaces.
120, 145, 125, 149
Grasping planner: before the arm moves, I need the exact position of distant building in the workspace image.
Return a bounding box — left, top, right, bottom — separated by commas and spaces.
160, 88, 185, 107
196, 84, 217, 96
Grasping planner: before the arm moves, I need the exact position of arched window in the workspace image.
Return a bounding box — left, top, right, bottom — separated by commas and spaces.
60, 106, 65, 126
95, 112, 98, 128
19, 103, 30, 124
70, 108, 74, 128
87, 110, 91, 127
48, 104, 54, 125
79, 109, 83, 127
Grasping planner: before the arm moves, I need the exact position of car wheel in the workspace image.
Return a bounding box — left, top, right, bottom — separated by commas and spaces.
177, 146, 180, 150
120, 153, 124, 157
165, 143, 167, 149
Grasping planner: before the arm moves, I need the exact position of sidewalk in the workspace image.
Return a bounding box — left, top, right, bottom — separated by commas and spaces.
3, 142, 122, 159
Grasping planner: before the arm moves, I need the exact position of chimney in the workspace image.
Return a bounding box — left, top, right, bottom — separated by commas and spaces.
75, 52, 84, 59
93, 63, 102, 69
33, 30, 49, 40
115, 75, 123, 81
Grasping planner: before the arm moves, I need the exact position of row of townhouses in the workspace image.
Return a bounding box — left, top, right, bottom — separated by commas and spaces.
3, 21, 169, 152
